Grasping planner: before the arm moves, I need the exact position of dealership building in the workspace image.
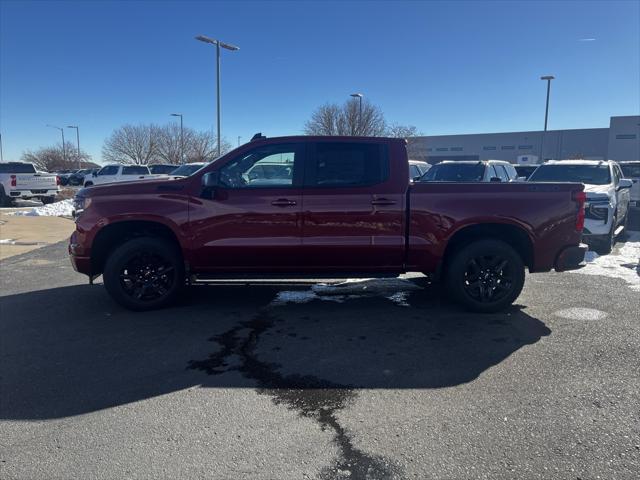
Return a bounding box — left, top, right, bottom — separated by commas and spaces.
409, 115, 640, 164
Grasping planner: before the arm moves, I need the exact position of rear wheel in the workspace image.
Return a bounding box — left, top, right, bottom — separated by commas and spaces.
84, 181, 93, 187
445, 239, 525, 313
41, 196, 55, 205
103, 237, 184, 311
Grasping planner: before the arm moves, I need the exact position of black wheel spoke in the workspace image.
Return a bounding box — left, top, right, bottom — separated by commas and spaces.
463, 254, 513, 303
119, 251, 174, 303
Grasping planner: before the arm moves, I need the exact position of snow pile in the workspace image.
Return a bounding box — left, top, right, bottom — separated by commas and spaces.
573, 232, 640, 292
271, 277, 421, 307
0, 239, 16, 244
9, 199, 74, 217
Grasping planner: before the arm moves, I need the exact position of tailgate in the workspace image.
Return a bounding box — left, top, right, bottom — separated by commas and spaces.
15, 174, 58, 189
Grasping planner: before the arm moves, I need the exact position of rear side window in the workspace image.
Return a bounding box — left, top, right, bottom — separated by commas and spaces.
122, 166, 150, 175
494, 165, 510, 182
307, 142, 389, 187
97, 165, 119, 176
0, 163, 36, 174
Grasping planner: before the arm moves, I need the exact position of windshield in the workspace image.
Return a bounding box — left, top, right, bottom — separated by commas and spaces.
421, 163, 485, 182
621, 164, 640, 178
529, 164, 611, 185
171, 164, 205, 176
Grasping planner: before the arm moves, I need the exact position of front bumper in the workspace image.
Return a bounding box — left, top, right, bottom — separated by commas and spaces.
555, 243, 588, 272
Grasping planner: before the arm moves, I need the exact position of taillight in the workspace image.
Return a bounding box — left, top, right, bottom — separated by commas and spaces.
572, 190, 586, 232
56, 175, 61, 186
10, 175, 16, 187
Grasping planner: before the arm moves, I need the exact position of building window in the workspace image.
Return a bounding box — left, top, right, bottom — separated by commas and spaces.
616, 134, 637, 140
483, 146, 496, 151
436, 147, 448, 152
501, 145, 515, 150
450, 147, 463, 151
518, 145, 533, 150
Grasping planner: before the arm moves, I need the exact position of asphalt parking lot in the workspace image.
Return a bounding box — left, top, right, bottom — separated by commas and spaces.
1, 233, 639, 479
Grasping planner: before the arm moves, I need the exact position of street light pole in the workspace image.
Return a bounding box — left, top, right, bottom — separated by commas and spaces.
195, 34, 239, 158
67, 126, 81, 168
170, 113, 184, 164
540, 75, 555, 162
350, 93, 363, 135
541, 75, 554, 131
237, 136, 241, 147
0, 133, 4, 162
47, 125, 66, 164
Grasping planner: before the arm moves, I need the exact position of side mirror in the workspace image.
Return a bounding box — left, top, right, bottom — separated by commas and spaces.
201, 171, 220, 199
489, 177, 502, 182
618, 178, 633, 190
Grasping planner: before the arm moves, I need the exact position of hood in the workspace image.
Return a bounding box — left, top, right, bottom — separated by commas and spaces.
78, 176, 189, 198
583, 183, 614, 198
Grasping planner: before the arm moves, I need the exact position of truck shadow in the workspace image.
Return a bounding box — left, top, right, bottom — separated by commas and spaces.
0, 282, 550, 421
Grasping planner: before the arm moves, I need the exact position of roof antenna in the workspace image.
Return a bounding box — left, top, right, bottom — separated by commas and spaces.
251, 133, 266, 141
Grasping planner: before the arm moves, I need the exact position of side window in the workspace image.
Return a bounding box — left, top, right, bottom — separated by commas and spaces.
612, 165, 620, 185
489, 165, 499, 180
495, 165, 509, 182
505, 164, 518, 180
98, 166, 119, 176
219, 143, 299, 188
307, 142, 389, 187
410, 165, 421, 179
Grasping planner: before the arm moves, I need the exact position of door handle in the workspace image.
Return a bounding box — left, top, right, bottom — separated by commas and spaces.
371, 198, 396, 206
271, 199, 297, 207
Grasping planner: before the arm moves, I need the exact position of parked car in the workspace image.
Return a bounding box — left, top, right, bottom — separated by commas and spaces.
420, 160, 520, 182
514, 165, 538, 180
84, 165, 158, 187
170, 162, 207, 177
149, 164, 179, 175
67, 168, 98, 187
70, 135, 587, 313
528, 160, 632, 254
55, 169, 77, 186
619, 161, 640, 209
409, 160, 430, 181
0, 162, 59, 206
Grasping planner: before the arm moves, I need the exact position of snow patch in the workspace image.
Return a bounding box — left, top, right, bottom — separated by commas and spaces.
271, 277, 421, 307
573, 232, 640, 291
0, 239, 16, 244
9, 199, 74, 217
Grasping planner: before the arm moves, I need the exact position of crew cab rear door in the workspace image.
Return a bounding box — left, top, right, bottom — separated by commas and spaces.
301, 140, 406, 270
188, 142, 305, 270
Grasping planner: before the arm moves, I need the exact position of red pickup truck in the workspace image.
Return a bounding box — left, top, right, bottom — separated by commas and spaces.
69, 136, 587, 312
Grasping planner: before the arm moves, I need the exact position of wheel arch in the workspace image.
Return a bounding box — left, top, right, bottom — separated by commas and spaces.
91, 220, 184, 276
441, 222, 534, 272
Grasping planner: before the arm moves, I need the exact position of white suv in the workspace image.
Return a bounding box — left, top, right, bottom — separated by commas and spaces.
84, 164, 159, 187
529, 160, 633, 254
420, 160, 520, 182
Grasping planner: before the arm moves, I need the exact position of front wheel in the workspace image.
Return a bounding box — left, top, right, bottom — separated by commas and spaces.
445, 239, 525, 313
103, 237, 185, 311
84, 181, 93, 187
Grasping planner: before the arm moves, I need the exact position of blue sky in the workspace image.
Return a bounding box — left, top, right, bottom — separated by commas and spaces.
1, 0, 639, 163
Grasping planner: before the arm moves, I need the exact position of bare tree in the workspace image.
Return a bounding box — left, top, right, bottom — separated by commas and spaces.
304, 98, 387, 136
386, 123, 424, 158
186, 131, 232, 162
21, 142, 94, 172
102, 124, 160, 165
156, 123, 188, 165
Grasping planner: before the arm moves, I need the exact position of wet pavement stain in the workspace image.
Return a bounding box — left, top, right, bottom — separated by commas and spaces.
188, 309, 402, 480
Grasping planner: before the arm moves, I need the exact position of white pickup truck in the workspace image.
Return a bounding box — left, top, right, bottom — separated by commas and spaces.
83, 164, 162, 187
0, 162, 59, 207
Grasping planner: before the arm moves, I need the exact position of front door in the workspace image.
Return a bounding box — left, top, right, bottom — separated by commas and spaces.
188, 142, 305, 271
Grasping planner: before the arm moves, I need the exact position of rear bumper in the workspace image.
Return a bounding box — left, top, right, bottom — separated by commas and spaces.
555, 243, 588, 272
9, 189, 58, 198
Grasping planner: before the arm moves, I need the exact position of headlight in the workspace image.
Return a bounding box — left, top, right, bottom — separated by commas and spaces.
72, 196, 92, 217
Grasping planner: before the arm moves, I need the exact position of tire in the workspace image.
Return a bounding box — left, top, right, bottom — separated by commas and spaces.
103, 237, 185, 311
84, 181, 93, 188
594, 220, 615, 255
444, 239, 525, 313
41, 196, 55, 205
0, 187, 14, 207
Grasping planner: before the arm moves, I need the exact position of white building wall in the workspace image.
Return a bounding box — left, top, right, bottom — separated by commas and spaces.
607, 116, 640, 161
